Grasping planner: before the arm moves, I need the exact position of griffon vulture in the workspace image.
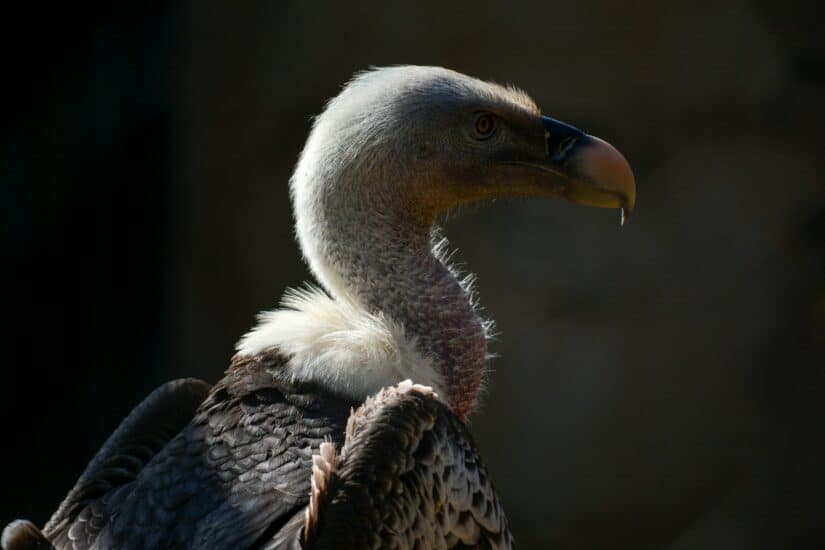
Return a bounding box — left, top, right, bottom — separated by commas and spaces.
3, 66, 635, 549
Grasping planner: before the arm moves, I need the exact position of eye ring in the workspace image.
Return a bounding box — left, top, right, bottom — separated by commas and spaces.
472, 112, 497, 139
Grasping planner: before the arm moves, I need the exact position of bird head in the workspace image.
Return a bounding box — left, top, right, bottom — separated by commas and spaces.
293, 66, 635, 237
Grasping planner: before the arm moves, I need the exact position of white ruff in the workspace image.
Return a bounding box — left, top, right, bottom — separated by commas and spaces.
236, 286, 446, 401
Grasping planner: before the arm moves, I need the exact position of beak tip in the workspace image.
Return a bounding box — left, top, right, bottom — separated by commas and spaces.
580, 135, 636, 225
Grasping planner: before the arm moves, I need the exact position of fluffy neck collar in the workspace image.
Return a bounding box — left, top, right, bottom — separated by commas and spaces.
236, 201, 490, 418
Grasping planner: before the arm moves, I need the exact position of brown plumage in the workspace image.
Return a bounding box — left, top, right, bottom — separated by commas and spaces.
25, 355, 356, 548
4, 356, 509, 549
304, 382, 512, 549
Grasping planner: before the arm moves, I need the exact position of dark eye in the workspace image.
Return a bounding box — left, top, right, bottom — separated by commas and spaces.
472, 112, 497, 139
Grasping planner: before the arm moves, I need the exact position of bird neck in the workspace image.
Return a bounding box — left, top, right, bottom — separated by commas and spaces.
304, 192, 487, 419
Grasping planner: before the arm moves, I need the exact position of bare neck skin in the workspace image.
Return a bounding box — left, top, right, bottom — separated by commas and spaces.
299, 179, 487, 419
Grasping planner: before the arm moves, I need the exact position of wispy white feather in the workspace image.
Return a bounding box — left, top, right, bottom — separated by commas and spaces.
236, 286, 446, 401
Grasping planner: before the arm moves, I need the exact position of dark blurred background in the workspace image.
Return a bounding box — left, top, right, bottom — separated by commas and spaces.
2, 2, 823, 548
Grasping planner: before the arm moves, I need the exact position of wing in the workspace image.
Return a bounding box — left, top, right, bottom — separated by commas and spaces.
11, 353, 356, 550
40, 378, 211, 546
302, 380, 514, 550
81, 353, 356, 549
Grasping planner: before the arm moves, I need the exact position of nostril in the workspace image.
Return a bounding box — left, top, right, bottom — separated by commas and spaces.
554, 136, 578, 163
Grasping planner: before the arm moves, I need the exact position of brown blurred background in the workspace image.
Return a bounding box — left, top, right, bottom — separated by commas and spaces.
2, 2, 824, 548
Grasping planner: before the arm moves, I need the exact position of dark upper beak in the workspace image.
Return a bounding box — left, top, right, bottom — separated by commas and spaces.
540, 115, 636, 224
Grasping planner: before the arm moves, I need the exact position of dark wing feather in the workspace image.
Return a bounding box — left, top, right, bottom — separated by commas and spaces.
257, 510, 305, 550
303, 381, 514, 550
11, 357, 510, 549
41, 378, 210, 546
45, 353, 355, 549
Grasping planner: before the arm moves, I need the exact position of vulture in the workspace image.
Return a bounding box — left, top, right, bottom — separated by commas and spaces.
3, 66, 635, 549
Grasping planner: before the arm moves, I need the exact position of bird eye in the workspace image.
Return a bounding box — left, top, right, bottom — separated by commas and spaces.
472, 113, 497, 139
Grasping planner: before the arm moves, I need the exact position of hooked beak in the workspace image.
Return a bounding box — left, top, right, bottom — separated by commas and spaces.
507, 116, 636, 224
